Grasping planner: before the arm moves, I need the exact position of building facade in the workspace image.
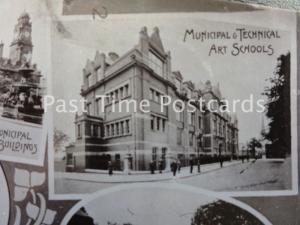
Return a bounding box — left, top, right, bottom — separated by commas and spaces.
0, 13, 44, 124
66, 27, 238, 172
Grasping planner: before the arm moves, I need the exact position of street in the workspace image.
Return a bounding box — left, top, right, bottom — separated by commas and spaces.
177, 158, 291, 191
54, 158, 292, 194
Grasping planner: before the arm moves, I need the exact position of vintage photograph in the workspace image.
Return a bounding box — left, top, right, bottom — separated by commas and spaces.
63, 184, 272, 225
0, 13, 45, 125
0, 1, 50, 166
51, 11, 297, 195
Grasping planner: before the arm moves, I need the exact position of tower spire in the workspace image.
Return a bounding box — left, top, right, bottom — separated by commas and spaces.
9, 12, 33, 65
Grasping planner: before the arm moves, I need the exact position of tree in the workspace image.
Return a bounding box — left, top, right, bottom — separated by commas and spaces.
263, 53, 290, 158
191, 200, 263, 225
247, 138, 262, 158
54, 128, 70, 152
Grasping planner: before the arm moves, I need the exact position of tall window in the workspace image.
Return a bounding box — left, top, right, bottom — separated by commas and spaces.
91, 124, 98, 137
151, 116, 154, 130
155, 92, 160, 102
175, 105, 183, 122
157, 117, 160, 130
204, 114, 211, 134
152, 147, 157, 161
115, 89, 119, 100
189, 132, 194, 146
204, 136, 211, 148
191, 112, 195, 125
162, 119, 166, 132
120, 121, 124, 135
126, 120, 130, 133
120, 87, 124, 99
198, 116, 202, 129
188, 112, 195, 125
106, 125, 110, 137
125, 84, 129, 97
111, 124, 115, 136
96, 98, 102, 116
150, 89, 154, 101
148, 51, 164, 76
116, 123, 119, 135
177, 128, 182, 145
77, 124, 81, 138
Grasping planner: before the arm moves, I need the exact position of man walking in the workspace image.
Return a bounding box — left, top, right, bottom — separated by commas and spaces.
150, 160, 155, 174
171, 160, 177, 176
189, 157, 194, 174
158, 160, 163, 173
108, 161, 113, 176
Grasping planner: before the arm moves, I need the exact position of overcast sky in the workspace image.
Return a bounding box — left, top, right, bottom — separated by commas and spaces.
51, 11, 294, 145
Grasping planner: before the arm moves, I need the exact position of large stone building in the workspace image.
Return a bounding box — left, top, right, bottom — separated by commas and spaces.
0, 13, 44, 124
66, 27, 238, 172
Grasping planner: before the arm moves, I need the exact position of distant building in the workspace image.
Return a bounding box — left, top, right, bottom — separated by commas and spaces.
66, 27, 238, 172
201, 81, 239, 157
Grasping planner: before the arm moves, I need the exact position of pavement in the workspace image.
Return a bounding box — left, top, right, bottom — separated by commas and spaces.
55, 160, 243, 184
55, 158, 292, 194
178, 157, 291, 192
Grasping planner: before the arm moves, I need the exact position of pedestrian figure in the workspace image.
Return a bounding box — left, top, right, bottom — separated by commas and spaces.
108, 161, 113, 176
171, 160, 177, 176
177, 160, 181, 173
158, 160, 163, 173
189, 158, 194, 174
197, 158, 201, 173
150, 160, 155, 174
219, 155, 223, 168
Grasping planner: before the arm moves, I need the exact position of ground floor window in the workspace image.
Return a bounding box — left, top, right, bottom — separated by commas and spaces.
152, 147, 158, 161
67, 153, 73, 165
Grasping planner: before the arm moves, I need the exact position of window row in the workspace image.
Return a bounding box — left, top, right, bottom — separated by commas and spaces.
176, 129, 195, 147
152, 147, 167, 161
106, 84, 130, 104
188, 112, 195, 125
105, 119, 131, 138
150, 115, 166, 132
90, 124, 101, 137
149, 88, 167, 104
77, 123, 101, 138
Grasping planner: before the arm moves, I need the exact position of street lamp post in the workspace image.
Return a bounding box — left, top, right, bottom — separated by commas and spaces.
197, 132, 203, 173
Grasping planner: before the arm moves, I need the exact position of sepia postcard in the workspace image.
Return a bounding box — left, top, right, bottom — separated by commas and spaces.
49, 10, 297, 197
0, 0, 299, 225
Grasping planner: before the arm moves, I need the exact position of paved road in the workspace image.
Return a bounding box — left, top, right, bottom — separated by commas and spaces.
176, 158, 291, 192
55, 158, 291, 194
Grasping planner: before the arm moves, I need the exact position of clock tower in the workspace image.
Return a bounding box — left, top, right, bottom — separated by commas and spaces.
9, 12, 33, 65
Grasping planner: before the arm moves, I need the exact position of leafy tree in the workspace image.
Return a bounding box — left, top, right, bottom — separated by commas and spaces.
247, 138, 262, 158
54, 128, 70, 152
263, 53, 290, 158
191, 200, 263, 225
